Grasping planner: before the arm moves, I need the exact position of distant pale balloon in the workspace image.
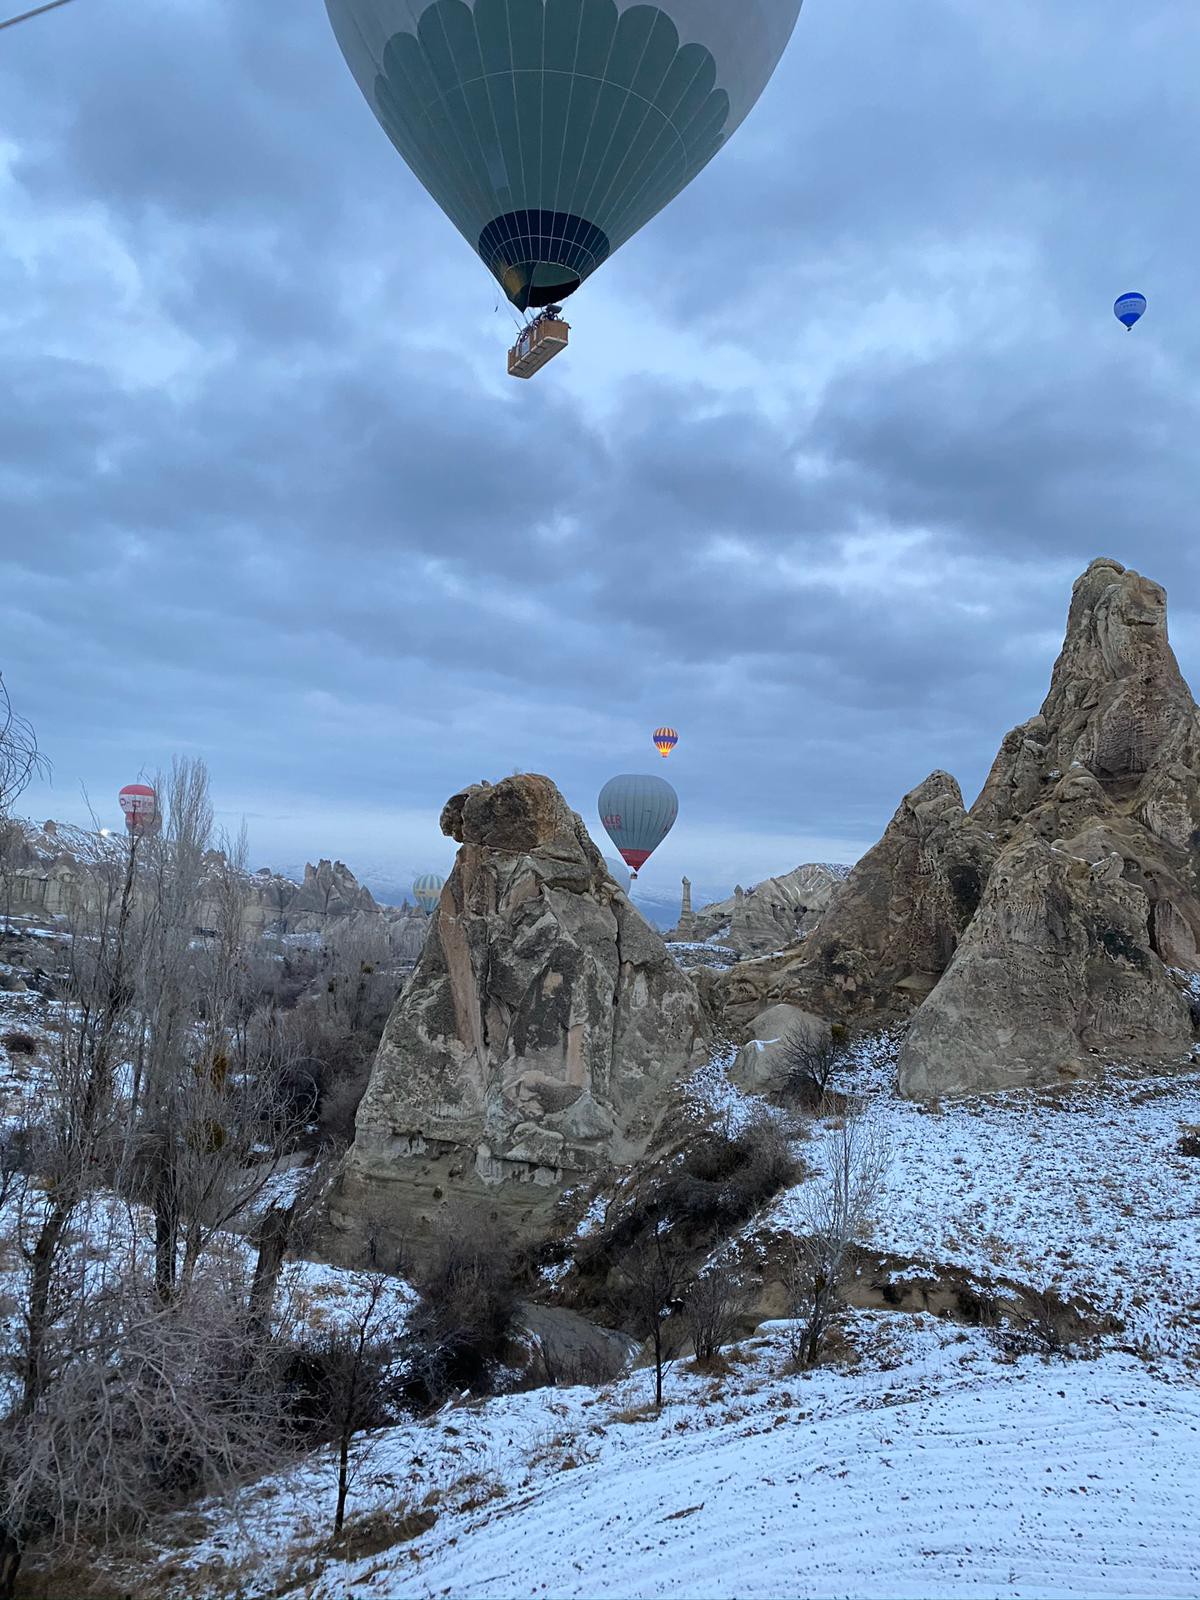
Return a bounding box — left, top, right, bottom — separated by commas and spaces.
653, 726, 679, 759
324, 0, 804, 310
598, 773, 677, 879
413, 872, 445, 913
118, 783, 158, 837
1114, 291, 1146, 330
603, 855, 632, 892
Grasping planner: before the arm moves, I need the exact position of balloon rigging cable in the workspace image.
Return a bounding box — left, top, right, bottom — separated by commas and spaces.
0, 0, 79, 31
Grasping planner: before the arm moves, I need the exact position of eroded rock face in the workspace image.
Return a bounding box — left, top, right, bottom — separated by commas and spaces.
332, 774, 707, 1255
899, 836, 1193, 1096
720, 774, 997, 1030
675, 863, 848, 956
897, 559, 1200, 1097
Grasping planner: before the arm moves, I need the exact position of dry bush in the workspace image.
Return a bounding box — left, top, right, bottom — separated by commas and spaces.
786, 1108, 889, 1368
683, 1269, 746, 1365
0, 1033, 36, 1058
659, 1112, 800, 1236
405, 1213, 518, 1405
778, 1023, 852, 1109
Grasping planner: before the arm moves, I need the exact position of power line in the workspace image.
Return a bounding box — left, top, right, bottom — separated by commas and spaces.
0, 0, 78, 32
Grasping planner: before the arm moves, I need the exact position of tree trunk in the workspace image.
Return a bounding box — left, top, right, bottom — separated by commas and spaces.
22, 1194, 72, 1413
247, 1203, 294, 1336
335, 1427, 351, 1534
653, 1324, 664, 1408
0, 1527, 23, 1600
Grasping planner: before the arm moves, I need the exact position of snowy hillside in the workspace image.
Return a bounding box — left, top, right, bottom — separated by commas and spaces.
126, 1032, 1200, 1600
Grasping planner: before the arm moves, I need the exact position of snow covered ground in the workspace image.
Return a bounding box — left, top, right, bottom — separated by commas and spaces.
146, 1316, 1200, 1600
770, 1033, 1200, 1365
136, 1032, 1200, 1600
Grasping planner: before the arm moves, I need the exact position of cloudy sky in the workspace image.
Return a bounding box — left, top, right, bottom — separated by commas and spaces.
3, 0, 1199, 903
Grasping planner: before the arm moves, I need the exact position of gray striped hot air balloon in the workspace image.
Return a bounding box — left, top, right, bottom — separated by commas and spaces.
324, 0, 804, 310
598, 773, 677, 879
412, 871, 445, 912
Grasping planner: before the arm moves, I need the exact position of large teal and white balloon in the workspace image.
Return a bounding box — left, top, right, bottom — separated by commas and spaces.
325, 0, 804, 309
598, 773, 677, 879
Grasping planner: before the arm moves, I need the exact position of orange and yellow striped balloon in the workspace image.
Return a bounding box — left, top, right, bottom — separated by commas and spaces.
653, 726, 679, 759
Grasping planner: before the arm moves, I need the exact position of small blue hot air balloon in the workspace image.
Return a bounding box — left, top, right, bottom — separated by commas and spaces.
1114, 292, 1147, 331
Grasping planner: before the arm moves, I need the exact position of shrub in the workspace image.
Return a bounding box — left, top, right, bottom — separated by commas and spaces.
0, 1031, 37, 1057
404, 1213, 517, 1405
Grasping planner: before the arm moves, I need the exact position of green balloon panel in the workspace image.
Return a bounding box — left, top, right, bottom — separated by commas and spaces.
327, 0, 802, 304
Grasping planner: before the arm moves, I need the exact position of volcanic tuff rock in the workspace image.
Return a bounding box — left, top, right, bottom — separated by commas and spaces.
720, 775, 996, 1030
719, 559, 1200, 1097
898, 558, 1199, 1095
331, 774, 708, 1256
673, 863, 848, 956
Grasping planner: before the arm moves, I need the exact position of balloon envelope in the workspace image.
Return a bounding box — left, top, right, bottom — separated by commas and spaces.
598, 773, 677, 874
413, 872, 445, 913
118, 783, 158, 836
603, 855, 632, 891
1114, 291, 1146, 330
653, 726, 679, 758
325, 0, 804, 308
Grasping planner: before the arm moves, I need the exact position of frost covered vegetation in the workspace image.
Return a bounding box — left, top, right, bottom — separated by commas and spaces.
0, 754, 422, 1596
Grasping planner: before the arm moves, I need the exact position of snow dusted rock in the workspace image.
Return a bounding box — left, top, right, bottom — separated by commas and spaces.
675, 864, 847, 955
331, 774, 708, 1256
730, 1002, 827, 1093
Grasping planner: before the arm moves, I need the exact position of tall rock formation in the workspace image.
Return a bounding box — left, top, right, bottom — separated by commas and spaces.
720, 781, 994, 1027
677, 877, 695, 938
331, 774, 708, 1255
899, 559, 1198, 1095
720, 559, 1200, 1097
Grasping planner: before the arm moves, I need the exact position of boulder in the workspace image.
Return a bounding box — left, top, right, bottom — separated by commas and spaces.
730, 1002, 827, 1094
330, 774, 708, 1257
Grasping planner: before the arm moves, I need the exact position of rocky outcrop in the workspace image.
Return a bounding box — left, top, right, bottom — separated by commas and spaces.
331, 774, 708, 1256
897, 559, 1200, 1096
720, 775, 996, 1030
674, 863, 848, 956
0, 817, 421, 949
715, 559, 1200, 1098
286, 859, 379, 920
900, 835, 1192, 1097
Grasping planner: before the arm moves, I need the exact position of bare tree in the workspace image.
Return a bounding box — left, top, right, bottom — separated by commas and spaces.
617, 1220, 689, 1408
786, 1108, 889, 1367
778, 1023, 851, 1109
683, 1268, 746, 1366
0, 674, 47, 819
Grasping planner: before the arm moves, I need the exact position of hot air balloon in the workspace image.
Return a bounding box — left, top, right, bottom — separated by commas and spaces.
118, 783, 158, 837
413, 872, 445, 914
324, 0, 804, 365
598, 773, 677, 879
653, 726, 679, 759
1114, 292, 1146, 330
603, 855, 632, 892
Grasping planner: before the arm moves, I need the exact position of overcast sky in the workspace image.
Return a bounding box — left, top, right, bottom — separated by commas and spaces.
3, 0, 1200, 902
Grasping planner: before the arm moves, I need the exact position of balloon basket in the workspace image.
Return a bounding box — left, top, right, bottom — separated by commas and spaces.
508, 315, 570, 379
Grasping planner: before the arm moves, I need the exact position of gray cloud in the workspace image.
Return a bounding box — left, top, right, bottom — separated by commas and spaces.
3, 0, 1200, 894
